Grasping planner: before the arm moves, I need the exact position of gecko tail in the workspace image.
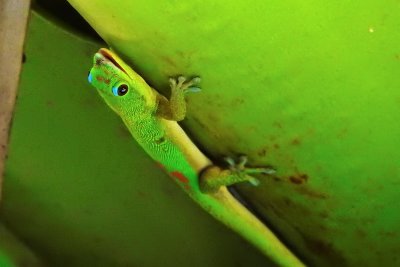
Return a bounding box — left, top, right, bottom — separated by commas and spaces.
199, 188, 306, 267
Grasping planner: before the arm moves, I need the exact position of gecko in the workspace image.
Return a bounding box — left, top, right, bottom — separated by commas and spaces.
87, 48, 305, 267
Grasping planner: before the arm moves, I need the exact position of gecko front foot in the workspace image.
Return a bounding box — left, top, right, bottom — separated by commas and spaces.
200, 155, 276, 193
169, 76, 201, 94
158, 75, 201, 121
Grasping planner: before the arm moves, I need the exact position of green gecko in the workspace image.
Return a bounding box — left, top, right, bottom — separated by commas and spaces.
88, 48, 305, 267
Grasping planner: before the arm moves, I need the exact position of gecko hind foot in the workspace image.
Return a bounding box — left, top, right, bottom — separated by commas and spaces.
169, 76, 201, 94
224, 155, 276, 186
200, 155, 275, 193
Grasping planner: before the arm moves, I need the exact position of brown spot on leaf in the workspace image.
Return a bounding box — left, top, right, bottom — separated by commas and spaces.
270, 175, 283, 182
257, 148, 268, 157
45, 100, 54, 107
160, 55, 177, 68
272, 121, 283, 129
283, 197, 293, 207
231, 97, 245, 107
296, 186, 328, 199
319, 211, 330, 219
269, 135, 277, 141
337, 128, 349, 139
291, 137, 301, 146
289, 173, 308, 184
135, 190, 148, 199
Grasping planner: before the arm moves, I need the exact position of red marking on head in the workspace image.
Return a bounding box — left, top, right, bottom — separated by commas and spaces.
96, 76, 104, 82
170, 171, 189, 184
95, 76, 110, 85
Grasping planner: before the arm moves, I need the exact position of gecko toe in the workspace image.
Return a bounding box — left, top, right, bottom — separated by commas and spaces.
224, 156, 236, 167
169, 77, 177, 87
191, 77, 201, 84
177, 75, 186, 85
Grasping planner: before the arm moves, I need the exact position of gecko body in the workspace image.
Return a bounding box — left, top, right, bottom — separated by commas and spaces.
88, 48, 305, 267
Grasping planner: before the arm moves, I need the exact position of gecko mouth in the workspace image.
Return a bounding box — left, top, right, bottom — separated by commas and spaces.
98, 48, 129, 76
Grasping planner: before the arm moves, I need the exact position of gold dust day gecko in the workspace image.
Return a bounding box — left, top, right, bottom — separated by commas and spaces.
88, 48, 305, 267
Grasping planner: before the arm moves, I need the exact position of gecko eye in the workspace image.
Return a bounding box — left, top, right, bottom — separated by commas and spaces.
112, 84, 129, 96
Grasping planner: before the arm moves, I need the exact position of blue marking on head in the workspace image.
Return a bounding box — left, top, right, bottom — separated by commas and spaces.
112, 86, 118, 96
88, 72, 93, 84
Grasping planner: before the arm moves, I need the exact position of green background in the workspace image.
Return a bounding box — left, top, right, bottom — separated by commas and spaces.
1, 0, 399, 266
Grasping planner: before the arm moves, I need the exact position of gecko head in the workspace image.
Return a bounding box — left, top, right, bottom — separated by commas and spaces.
87, 48, 152, 116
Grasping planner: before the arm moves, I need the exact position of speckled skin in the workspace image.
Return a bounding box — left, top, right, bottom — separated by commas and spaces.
88, 48, 305, 267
